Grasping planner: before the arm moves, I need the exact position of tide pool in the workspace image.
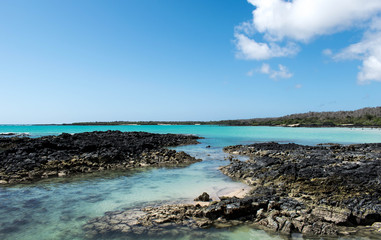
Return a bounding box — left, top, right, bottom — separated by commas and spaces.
1, 125, 381, 240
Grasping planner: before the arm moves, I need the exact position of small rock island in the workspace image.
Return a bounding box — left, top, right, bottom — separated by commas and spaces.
0, 131, 201, 184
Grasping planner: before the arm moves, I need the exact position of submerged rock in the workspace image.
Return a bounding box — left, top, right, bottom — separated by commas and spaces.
0, 131, 201, 184
0, 132, 29, 137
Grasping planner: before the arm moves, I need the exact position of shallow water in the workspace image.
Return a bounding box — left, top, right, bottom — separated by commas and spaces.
1, 125, 381, 240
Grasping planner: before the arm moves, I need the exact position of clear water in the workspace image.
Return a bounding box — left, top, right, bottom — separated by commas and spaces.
1, 125, 381, 240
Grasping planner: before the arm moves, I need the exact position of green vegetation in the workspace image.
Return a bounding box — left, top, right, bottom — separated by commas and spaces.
66, 107, 381, 127
218, 107, 381, 127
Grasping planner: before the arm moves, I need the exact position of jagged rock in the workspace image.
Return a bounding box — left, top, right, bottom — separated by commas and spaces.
219, 142, 381, 236
311, 206, 352, 224
194, 192, 210, 202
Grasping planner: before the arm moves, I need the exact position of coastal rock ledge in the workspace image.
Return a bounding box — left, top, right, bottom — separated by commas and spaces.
221, 142, 381, 236
0, 130, 201, 184
83, 142, 381, 238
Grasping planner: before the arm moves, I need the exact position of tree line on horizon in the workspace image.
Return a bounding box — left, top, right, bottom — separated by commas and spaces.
67, 106, 381, 127
219, 106, 381, 127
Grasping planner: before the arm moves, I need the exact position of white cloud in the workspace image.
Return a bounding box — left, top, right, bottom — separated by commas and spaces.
335, 27, 381, 84
259, 63, 293, 80
260, 63, 270, 74
358, 56, 381, 83
235, 0, 381, 83
247, 0, 381, 41
235, 33, 299, 60
295, 84, 302, 89
322, 49, 333, 56
234, 21, 256, 36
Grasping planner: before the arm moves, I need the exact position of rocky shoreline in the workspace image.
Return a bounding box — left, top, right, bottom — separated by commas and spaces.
0, 131, 201, 184
82, 142, 381, 238
220, 142, 381, 236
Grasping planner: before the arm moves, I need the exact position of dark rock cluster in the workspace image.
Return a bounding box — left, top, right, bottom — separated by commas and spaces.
0, 131, 201, 184
0, 133, 29, 137
83, 194, 379, 238
194, 192, 210, 202
221, 142, 381, 236
83, 142, 381, 238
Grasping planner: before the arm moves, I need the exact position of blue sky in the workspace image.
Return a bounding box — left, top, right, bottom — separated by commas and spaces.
0, 0, 380, 124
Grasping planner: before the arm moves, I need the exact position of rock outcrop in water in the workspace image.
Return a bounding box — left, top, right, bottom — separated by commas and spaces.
194, 192, 210, 202
221, 142, 381, 236
0, 131, 201, 184
83, 142, 381, 238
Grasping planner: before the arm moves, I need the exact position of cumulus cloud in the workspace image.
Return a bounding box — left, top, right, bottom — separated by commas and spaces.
247, 0, 381, 41
259, 63, 293, 79
235, 0, 381, 83
335, 23, 381, 84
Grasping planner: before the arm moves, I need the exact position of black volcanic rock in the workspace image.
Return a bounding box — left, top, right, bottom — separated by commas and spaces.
83, 142, 381, 238
0, 130, 201, 184
194, 192, 210, 202
220, 142, 381, 236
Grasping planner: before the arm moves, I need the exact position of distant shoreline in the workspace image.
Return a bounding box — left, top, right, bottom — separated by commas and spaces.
60, 123, 381, 128
1, 106, 381, 128
63, 106, 381, 128
1, 123, 381, 129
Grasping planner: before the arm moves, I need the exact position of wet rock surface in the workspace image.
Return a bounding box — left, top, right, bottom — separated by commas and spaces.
0, 131, 201, 184
221, 142, 381, 236
83, 142, 381, 238
82, 201, 250, 239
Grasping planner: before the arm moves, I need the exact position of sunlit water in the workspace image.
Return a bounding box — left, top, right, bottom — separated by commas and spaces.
1, 125, 381, 240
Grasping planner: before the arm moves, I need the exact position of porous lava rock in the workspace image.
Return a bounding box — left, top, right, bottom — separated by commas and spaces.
0, 131, 201, 184
83, 142, 381, 238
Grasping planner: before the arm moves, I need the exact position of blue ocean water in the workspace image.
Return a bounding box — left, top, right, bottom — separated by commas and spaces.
2, 124, 381, 145
1, 125, 381, 240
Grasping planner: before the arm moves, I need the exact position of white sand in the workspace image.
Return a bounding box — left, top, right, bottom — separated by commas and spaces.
192, 184, 252, 206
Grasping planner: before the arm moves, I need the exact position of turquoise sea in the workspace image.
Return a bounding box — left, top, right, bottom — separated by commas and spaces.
1, 125, 381, 240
